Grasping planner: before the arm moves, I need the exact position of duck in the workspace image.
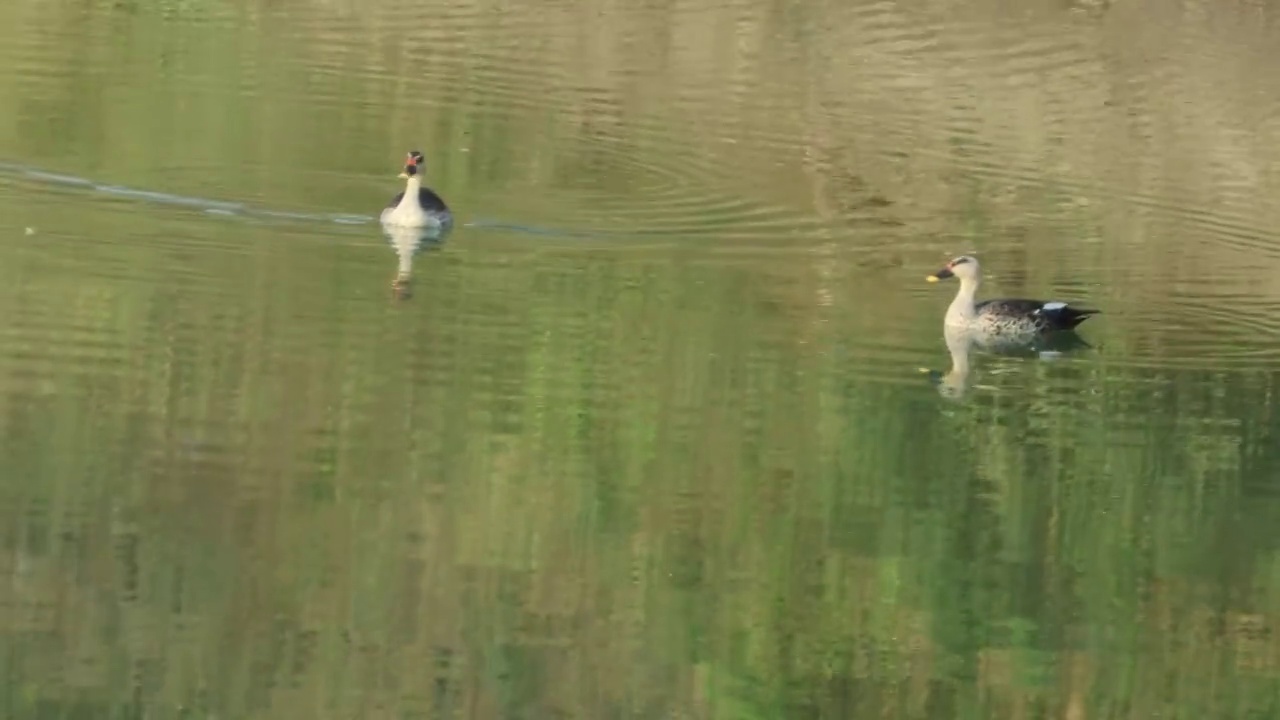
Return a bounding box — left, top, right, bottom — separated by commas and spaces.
380, 150, 452, 229
926, 255, 1098, 340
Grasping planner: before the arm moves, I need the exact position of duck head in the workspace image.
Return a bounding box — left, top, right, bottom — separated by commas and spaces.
927, 255, 980, 283
397, 150, 425, 179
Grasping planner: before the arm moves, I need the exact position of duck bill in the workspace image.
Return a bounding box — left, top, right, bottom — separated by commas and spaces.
926, 267, 954, 283
398, 171, 410, 179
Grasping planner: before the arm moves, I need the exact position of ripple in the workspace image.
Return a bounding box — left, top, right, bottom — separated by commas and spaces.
0, 314, 132, 384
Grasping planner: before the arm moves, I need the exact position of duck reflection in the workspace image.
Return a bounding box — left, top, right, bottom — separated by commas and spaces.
383, 221, 451, 300
926, 324, 1094, 399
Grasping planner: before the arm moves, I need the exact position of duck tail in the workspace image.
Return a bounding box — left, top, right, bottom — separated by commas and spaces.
1063, 306, 1100, 328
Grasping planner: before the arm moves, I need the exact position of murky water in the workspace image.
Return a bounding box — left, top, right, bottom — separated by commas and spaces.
4, 0, 1280, 717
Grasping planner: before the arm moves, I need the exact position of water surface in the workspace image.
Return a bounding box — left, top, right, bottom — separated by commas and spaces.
3, 0, 1280, 718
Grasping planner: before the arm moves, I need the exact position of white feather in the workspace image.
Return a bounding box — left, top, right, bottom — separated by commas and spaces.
1041, 302, 1066, 311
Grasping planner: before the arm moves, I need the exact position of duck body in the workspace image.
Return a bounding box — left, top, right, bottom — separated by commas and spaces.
379, 150, 453, 230
928, 256, 1098, 343
968, 298, 1097, 337
381, 182, 451, 228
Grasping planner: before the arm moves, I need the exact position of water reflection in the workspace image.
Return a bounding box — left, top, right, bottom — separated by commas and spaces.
5, 0, 1280, 716
928, 324, 1095, 398
383, 221, 450, 300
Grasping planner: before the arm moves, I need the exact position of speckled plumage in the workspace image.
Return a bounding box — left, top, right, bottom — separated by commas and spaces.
928, 256, 1098, 340
971, 298, 1096, 337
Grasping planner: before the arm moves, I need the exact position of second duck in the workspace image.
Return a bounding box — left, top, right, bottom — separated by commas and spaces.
381, 150, 452, 230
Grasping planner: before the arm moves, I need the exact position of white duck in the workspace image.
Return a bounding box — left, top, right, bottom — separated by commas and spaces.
380, 150, 452, 229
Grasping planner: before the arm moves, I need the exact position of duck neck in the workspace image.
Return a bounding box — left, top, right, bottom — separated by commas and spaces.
945, 277, 980, 325
397, 177, 421, 208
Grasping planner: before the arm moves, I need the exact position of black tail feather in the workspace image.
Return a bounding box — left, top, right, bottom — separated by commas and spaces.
1060, 307, 1099, 330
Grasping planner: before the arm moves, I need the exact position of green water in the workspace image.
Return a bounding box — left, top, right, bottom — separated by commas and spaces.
3, 0, 1280, 718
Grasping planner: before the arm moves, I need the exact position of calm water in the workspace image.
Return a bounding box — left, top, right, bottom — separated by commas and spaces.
3, 0, 1280, 718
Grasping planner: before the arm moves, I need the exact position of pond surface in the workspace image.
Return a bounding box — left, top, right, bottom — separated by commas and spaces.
3, 0, 1280, 718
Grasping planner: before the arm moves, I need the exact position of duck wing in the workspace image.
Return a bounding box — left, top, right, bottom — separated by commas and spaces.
976, 299, 1099, 331
418, 187, 450, 213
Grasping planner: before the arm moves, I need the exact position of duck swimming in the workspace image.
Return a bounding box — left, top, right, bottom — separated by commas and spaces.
380, 150, 452, 229
926, 255, 1098, 340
